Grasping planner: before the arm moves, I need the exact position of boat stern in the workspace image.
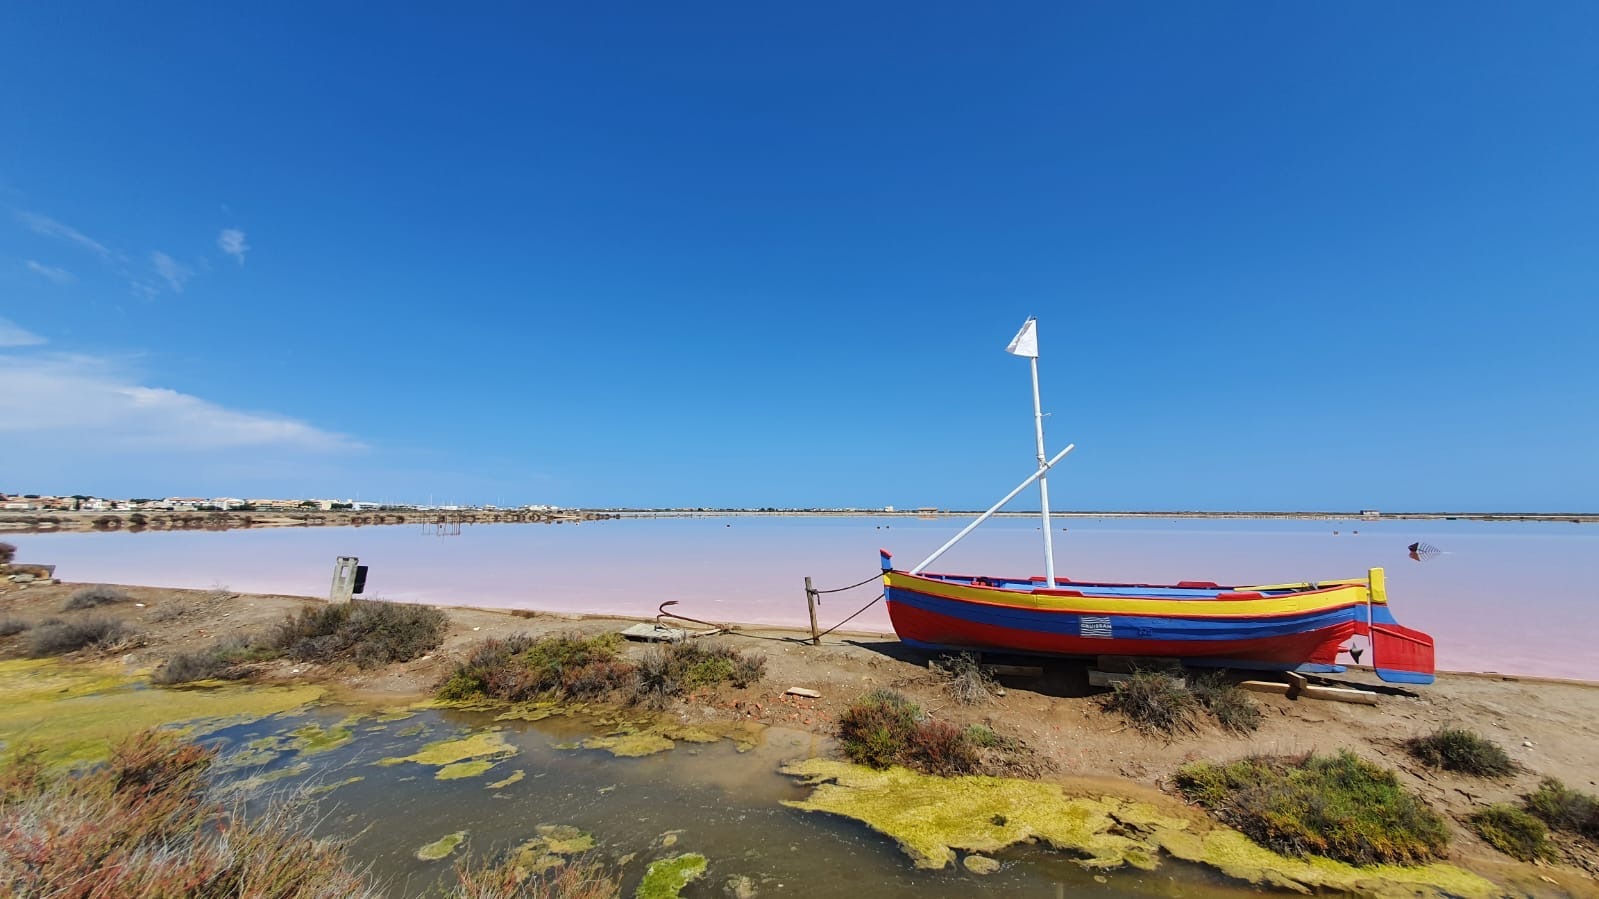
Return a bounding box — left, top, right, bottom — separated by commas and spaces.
1361, 568, 1436, 685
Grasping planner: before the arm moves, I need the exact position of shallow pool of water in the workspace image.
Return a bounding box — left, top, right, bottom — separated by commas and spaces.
207, 703, 1278, 898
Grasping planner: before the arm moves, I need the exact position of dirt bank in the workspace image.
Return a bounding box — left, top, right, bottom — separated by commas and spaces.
2, 577, 1595, 894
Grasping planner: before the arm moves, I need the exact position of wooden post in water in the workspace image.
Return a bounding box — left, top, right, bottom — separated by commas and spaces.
804, 576, 820, 645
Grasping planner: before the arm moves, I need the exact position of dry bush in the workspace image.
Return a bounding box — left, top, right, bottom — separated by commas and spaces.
451, 854, 621, 899
154, 599, 448, 685
0, 618, 30, 637
63, 584, 131, 611
152, 635, 277, 685
0, 729, 379, 898
274, 599, 449, 668
26, 617, 130, 657
0, 541, 15, 565
146, 602, 195, 623
1099, 671, 1198, 737
931, 652, 999, 706
1190, 671, 1262, 734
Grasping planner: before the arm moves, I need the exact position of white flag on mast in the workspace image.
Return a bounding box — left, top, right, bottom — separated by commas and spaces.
1005, 317, 1038, 358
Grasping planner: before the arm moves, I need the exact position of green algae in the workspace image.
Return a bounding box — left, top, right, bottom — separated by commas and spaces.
222, 760, 313, 795
378, 730, 517, 768
305, 775, 364, 796
436, 759, 496, 780
507, 824, 597, 875
963, 854, 1001, 874
289, 722, 353, 755
636, 853, 707, 899
395, 722, 428, 737
495, 701, 561, 722
487, 769, 526, 789
0, 659, 324, 766
537, 824, 595, 855
581, 730, 675, 757
781, 759, 1498, 897
416, 830, 468, 861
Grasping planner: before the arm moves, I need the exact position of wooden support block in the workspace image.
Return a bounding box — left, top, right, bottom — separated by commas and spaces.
1285, 671, 1309, 699
1089, 669, 1186, 689
1088, 669, 1131, 687
1239, 679, 1380, 706
984, 664, 1044, 678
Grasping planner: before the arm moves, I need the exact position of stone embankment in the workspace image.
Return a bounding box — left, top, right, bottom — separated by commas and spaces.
0, 508, 616, 536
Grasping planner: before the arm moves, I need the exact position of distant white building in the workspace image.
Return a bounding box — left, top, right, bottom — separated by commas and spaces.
883, 505, 895, 513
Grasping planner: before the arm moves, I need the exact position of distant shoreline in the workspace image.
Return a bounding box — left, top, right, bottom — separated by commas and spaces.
605, 509, 1598, 523
0, 508, 617, 536
4, 508, 1592, 537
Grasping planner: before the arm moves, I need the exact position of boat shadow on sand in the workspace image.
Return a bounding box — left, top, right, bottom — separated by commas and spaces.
844, 639, 1423, 702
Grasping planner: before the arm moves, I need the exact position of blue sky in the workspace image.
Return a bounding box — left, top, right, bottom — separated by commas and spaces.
1, 3, 1595, 511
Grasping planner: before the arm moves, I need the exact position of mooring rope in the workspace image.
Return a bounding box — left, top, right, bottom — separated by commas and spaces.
808, 590, 885, 640
811, 570, 886, 595
652, 569, 889, 644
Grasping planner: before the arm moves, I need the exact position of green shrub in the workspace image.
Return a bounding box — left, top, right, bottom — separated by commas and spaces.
1469, 804, 1555, 861
435, 635, 534, 701
1405, 728, 1516, 777
1099, 671, 1197, 737
1190, 671, 1262, 734
835, 690, 981, 776
1176, 751, 1450, 865
1525, 778, 1599, 841
438, 633, 624, 703
627, 641, 765, 708
837, 690, 922, 769
63, 584, 130, 611
26, 617, 130, 657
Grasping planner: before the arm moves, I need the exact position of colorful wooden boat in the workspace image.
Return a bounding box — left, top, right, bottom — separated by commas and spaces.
881, 317, 1436, 684
879, 553, 1435, 683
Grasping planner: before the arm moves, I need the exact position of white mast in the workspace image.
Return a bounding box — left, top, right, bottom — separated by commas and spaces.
1008, 317, 1057, 587
907, 317, 1071, 584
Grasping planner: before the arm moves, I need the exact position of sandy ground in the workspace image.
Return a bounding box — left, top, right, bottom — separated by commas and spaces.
3, 577, 1596, 893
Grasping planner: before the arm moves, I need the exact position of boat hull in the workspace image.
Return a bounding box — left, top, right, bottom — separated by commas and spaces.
881, 563, 1433, 682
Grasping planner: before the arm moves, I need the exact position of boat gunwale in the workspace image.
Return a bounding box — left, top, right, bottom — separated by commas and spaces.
886, 570, 1374, 620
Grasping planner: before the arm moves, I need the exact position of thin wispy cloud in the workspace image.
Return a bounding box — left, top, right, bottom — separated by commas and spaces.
217, 228, 249, 264
0, 353, 364, 452
151, 251, 192, 293
15, 210, 113, 260
24, 260, 75, 284
0, 318, 48, 348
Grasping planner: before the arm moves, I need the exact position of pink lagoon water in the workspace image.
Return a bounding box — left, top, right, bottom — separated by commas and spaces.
12, 516, 1597, 681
